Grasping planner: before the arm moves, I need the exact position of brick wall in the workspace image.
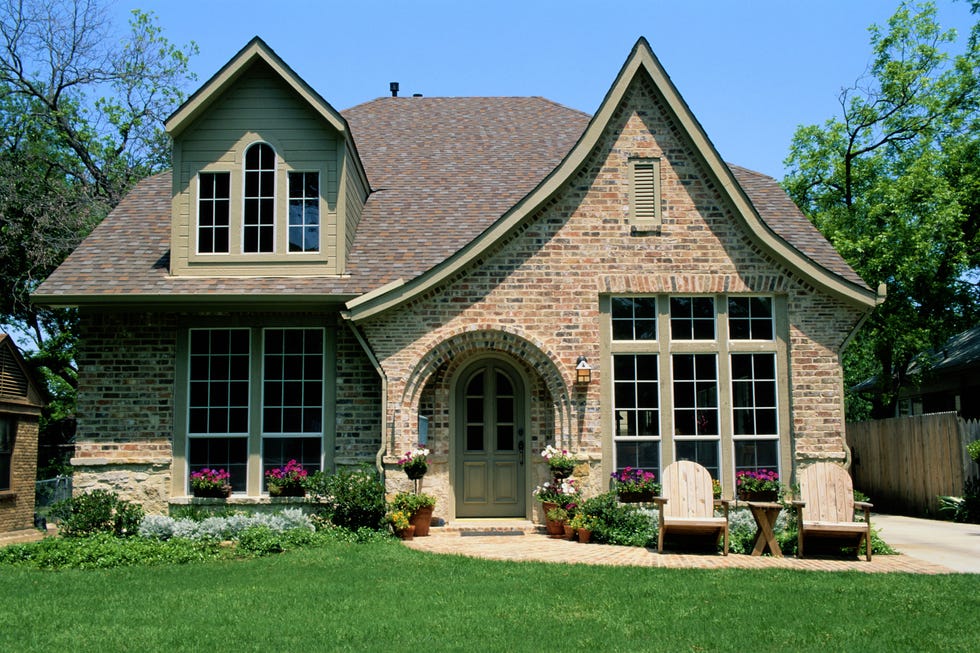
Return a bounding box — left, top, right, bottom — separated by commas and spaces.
0, 415, 39, 532
359, 75, 866, 518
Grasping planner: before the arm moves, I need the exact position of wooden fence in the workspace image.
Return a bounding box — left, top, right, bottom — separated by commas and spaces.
847, 413, 980, 517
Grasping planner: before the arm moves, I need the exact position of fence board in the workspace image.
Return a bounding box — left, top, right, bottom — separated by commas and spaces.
847, 413, 976, 516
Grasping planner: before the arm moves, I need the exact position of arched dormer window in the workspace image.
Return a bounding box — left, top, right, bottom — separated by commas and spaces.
243, 143, 276, 253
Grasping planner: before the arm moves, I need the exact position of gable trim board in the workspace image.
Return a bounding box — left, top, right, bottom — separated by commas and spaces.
345, 38, 879, 323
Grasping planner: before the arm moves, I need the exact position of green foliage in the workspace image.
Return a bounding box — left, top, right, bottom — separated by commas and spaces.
50, 490, 144, 538
235, 525, 318, 556
967, 440, 980, 464
939, 477, 980, 523
578, 491, 656, 547
783, 1, 980, 419
306, 467, 387, 531
389, 491, 436, 515
0, 533, 223, 569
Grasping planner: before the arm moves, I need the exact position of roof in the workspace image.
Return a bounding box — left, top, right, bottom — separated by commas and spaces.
34, 39, 873, 308
0, 333, 46, 409
914, 324, 980, 376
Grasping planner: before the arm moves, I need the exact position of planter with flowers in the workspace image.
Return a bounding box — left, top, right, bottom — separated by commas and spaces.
545, 505, 569, 538
390, 491, 437, 537
569, 512, 596, 543
190, 468, 232, 498
399, 445, 430, 480
533, 477, 580, 534
735, 469, 782, 502
611, 467, 660, 503
265, 459, 308, 497
542, 444, 578, 479
387, 510, 415, 540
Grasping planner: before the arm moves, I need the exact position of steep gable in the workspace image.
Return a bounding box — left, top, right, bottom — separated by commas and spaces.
346, 38, 879, 321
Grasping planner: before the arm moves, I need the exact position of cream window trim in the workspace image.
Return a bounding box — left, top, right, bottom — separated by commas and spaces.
629, 157, 661, 232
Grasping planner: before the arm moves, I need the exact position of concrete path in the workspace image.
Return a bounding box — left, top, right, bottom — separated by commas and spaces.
872, 513, 980, 573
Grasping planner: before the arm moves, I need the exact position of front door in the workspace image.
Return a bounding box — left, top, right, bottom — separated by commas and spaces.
455, 359, 526, 517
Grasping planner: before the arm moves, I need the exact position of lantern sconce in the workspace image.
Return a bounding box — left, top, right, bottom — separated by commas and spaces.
575, 356, 592, 384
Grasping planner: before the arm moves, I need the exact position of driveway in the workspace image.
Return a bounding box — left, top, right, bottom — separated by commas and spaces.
873, 513, 980, 573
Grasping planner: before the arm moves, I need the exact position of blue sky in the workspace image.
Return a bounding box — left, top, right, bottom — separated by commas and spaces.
113, 0, 975, 179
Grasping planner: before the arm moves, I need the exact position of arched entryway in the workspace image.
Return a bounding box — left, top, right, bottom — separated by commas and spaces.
453, 357, 527, 517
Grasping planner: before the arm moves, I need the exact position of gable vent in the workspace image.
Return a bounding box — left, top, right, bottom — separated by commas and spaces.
0, 346, 29, 398
630, 158, 662, 232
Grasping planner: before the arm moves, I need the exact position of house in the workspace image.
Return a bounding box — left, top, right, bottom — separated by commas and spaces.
895, 324, 980, 419
34, 38, 880, 519
0, 334, 45, 533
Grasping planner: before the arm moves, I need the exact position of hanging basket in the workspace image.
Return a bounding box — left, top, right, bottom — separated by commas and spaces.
405, 463, 428, 480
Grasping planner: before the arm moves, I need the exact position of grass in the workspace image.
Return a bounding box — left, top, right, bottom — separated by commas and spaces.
0, 540, 976, 652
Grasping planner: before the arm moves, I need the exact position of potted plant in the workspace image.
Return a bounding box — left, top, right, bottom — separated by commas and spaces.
265, 459, 308, 497
387, 510, 414, 540
545, 505, 569, 538
533, 477, 580, 535
735, 469, 781, 502
569, 512, 596, 543
542, 443, 577, 479
610, 467, 660, 502
189, 468, 232, 498
398, 445, 431, 480
391, 491, 437, 536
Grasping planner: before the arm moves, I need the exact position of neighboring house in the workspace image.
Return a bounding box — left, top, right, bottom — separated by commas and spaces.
34, 38, 880, 519
894, 324, 980, 420
0, 334, 44, 533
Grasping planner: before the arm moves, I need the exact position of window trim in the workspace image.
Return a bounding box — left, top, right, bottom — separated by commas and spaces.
601, 294, 791, 496
196, 171, 231, 255
173, 319, 336, 498
286, 171, 321, 254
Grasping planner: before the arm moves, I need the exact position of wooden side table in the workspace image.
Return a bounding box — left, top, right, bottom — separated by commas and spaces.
744, 501, 783, 557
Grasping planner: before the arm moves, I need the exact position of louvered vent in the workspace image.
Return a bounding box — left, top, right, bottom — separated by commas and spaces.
0, 345, 29, 398
630, 158, 661, 230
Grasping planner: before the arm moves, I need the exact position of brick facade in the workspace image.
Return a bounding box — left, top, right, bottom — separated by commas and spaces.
359, 75, 866, 522
0, 414, 39, 533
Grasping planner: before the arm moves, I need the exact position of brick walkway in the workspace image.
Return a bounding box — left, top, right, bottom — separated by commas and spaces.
402, 526, 955, 574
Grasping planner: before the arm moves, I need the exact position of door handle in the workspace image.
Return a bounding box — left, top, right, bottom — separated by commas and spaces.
517, 438, 525, 466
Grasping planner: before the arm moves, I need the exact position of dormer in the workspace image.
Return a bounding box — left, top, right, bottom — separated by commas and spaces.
165, 38, 368, 277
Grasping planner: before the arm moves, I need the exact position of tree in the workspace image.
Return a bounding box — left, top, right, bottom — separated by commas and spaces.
0, 0, 196, 473
783, 1, 980, 420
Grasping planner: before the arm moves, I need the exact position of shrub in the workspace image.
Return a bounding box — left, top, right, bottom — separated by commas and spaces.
579, 491, 656, 547
140, 509, 314, 542
50, 490, 144, 538
0, 533, 223, 569
307, 467, 387, 531
939, 477, 980, 524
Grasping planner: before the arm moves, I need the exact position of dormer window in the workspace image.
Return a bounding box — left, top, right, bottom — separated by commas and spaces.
192, 142, 325, 261
244, 143, 276, 253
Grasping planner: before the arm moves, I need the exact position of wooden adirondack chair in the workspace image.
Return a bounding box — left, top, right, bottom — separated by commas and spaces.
793, 462, 873, 561
653, 460, 730, 555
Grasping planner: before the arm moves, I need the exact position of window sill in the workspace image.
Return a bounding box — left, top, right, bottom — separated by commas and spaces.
170, 495, 310, 506
0, 491, 17, 502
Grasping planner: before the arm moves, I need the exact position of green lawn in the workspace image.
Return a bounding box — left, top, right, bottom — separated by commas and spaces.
0, 541, 975, 652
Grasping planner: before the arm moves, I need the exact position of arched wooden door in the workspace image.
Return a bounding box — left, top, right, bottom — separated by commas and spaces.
455, 359, 526, 517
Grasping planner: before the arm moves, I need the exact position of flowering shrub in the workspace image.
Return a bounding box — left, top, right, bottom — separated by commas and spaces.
265, 460, 308, 494
735, 469, 781, 494
542, 444, 577, 474
398, 445, 430, 479
610, 467, 660, 494
190, 468, 232, 496
533, 477, 580, 507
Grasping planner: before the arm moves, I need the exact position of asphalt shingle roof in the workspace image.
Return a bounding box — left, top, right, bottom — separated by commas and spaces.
35, 96, 868, 302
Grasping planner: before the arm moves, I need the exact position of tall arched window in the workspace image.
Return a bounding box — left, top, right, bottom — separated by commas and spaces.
243, 143, 276, 253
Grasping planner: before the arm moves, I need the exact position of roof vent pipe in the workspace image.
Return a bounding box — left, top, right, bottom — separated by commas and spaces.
389, 82, 399, 97
412, 93, 422, 97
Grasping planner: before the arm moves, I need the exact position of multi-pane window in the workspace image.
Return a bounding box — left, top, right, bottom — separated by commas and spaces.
609, 294, 784, 493
243, 143, 276, 253
612, 354, 660, 471
198, 172, 230, 254
732, 353, 779, 474
288, 172, 320, 252
187, 329, 250, 492
670, 297, 715, 340
262, 329, 324, 486
185, 327, 327, 495
728, 297, 774, 340
672, 353, 720, 478
611, 297, 656, 341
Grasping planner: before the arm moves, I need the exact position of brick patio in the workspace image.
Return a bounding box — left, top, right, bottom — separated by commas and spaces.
402, 524, 955, 574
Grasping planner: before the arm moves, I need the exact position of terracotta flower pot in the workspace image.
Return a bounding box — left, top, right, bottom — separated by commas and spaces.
409, 505, 434, 537
577, 528, 592, 544
563, 523, 575, 540
396, 525, 415, 540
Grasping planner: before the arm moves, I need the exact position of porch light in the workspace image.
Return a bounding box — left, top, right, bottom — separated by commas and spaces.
575, 356, 592, 384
